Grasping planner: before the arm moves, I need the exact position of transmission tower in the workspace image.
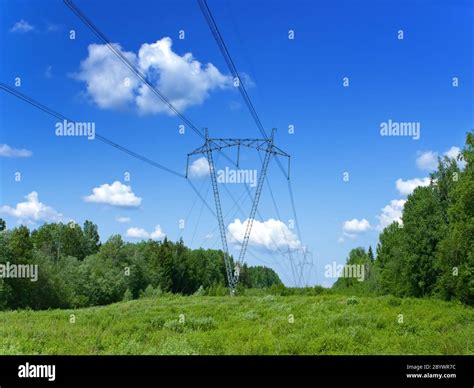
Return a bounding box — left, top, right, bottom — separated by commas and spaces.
186, 129, 290, 293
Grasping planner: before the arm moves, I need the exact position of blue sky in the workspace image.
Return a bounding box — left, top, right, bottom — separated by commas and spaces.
0, 0, 472, 287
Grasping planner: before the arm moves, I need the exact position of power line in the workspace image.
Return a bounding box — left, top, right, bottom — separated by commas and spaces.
0, 82, 185, 179
199, 0, 311, 286
198, 0, 268, 140
0, 82, 233, 263
259, 153, 299, 286
64, 0, 205, 141
63, 0, 250, 177
60, 0, 305, 289
275, 156, 303, 242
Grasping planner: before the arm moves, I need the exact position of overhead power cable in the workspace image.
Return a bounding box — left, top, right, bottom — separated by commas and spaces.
0, 82, 184, 179
64, 0, 250, 177
64, 0, 205, 141
199, 0, 310, 285
197, 0, 268, 140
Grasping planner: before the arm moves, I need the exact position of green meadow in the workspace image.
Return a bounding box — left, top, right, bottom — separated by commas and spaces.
0, 293, 472, 355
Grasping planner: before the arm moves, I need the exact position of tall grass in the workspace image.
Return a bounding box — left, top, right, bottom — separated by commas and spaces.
0, 294, 472, 355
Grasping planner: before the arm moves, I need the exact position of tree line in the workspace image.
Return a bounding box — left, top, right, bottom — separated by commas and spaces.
0, 219, 282, 310
334, 132, 474, 306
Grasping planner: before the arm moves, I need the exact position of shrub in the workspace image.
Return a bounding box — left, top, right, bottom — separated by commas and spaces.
149, 317, 165, 329
123, 289, 133, 301
386, 296, 402, 307
347, 296, 359, 305
140, 285, 162, 298
193, 285, 205, 296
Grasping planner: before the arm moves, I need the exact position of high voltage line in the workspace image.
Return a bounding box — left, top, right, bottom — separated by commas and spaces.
1, 0, 310, 292
198, 0, 311, 286
63, 0, 296, 292
0, 82, 184, 179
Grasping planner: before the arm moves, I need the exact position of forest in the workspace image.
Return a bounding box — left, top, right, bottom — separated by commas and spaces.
334, 131, 474, 306
1, 131, 472, 311
0, 218, 281, 310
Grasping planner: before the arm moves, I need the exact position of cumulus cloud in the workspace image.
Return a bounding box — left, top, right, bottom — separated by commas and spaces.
396, 177, 431, 196
76, 37, 231, 115
75, 43, 138, 109
189, 156, 210, 178
238, 72, 256, 89
126, 227, 149, 239
444, 146, 466, 168
0, 144, 32, 158
84, 181, 142, 208
10, 19, 34, 33
444, 146, 460, 159
126, 224, 166, 240
150, 225, 166, 240
377, 199, 406, 230
227, 218, 301, 251
1, 192, 62, 224
416, 146, 465, 171
416, 151, 438, 171
342, 218, 371, 234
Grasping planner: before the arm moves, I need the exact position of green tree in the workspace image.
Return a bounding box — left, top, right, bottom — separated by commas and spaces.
333, 247, 374, 293
82, 220, 101, 257
436, 132, 474, 305
376, 223, 408, 296
402, 186, 446, 296
367, 246, 375, 262
8, 225, 33, 261
244, 265, 283, 288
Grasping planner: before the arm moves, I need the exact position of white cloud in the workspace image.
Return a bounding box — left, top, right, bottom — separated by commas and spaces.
396, 177, 430, 196
76, 37, 231, 114
377, 199, 406, 230
0, 144, 32, 158
115, 216, 131, 223
126, 224, 166, 240
444, 146, 461, 160
10, 19, 34, 33
227, 218, 301, 251
444, 146, 466, 169
189, 156, 210, 178
75, 43, 139, 109
415, 146, 465, 172
342, 218, 371, 234
1, 192, 62, 224
84, 181, 142, 208
238, 72, 256, 89
126, 227, 149, 239
150, 225, 166, 240
416, 151, 438, 171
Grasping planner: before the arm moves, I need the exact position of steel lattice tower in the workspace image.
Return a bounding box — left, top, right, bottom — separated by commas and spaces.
186, 129, 290, 293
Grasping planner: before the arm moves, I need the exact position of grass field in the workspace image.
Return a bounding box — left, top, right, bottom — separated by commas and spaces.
0, 293, 473, 355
